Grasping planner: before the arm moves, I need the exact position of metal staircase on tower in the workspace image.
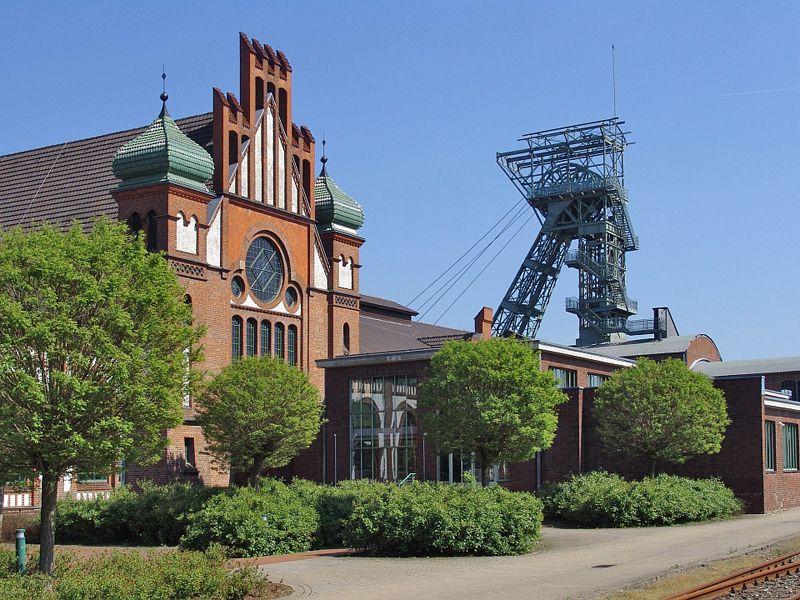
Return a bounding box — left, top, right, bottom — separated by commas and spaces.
491, 118, 654, 346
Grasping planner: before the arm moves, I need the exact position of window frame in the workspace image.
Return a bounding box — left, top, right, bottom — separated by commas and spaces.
784, 423, 798, 471
765, 420, 777, 472
550, 367, 578, 389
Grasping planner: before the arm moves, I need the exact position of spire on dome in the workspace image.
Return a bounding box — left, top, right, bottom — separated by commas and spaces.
159, 69, 169, 117
112, 89, 214, 194
315, 139, 364, 235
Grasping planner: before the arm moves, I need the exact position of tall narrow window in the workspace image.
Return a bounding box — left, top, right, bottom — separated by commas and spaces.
785, 423, 798, 471
267, 81, 276, 101
128, 212, 142, 236
287, 325, 297, 367
255, 77, 264, 111
274, 323, 284, 360
278, 88, 288, 128
302, 159, 311, 202
228, 131, 238, 166
246, 318, 257, 357
184, 438, 196, 467
766, 421, 776, 471
343, 323, 350, 355
260, 320, 271, 357
231, 316, 243, 360
146, 210, 158, 252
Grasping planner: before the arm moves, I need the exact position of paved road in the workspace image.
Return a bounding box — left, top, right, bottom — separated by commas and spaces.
261, 508, 800, 599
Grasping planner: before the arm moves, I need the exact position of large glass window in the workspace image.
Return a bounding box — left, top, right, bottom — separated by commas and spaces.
588, 373, 609, 388
274, 323, 285, 360
231, 316, 242, 360
245, 237, 284, 303
287, 325, 297, 366
766, 421, 776, 471
550, 367, 577, 389
246, 318, 257, 356
785, 423, 798, 471
260, 320, 271, 357
350, 376, 418, 481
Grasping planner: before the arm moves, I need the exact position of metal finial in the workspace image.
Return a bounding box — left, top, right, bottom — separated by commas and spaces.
160, 68, 169, 103
320, 135, 328, 176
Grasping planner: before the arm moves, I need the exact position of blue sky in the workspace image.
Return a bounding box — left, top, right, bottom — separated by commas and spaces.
1, 1, 798, 360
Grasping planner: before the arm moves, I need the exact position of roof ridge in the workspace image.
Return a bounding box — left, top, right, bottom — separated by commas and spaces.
0, 112, 213, 160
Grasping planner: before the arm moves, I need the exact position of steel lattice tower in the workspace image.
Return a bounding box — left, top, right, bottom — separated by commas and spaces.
491, 118, 641, 346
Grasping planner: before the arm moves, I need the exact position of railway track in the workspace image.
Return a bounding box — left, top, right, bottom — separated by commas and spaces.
666, 549, 800, 599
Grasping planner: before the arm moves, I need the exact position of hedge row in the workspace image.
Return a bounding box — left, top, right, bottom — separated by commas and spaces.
55, 482, 221, 546
0, 546, 268, 600
540, 471, 741, 527
54, 479, 544, 558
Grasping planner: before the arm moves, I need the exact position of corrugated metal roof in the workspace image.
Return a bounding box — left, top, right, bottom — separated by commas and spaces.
582, 335, 704, 358
693, 357, 800, 377
0, 113, 213, 231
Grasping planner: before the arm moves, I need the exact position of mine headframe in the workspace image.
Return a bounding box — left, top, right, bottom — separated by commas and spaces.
491, 118, 643, 346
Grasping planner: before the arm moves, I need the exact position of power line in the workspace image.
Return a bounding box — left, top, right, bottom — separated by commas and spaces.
407, 197, 526, 307
417, 202, 529, 321
433, 213, 534, 325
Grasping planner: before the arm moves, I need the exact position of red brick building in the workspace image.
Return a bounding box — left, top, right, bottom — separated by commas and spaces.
1, 33, 798, 518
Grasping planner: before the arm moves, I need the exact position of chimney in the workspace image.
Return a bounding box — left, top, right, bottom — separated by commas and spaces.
474, 307, 493, 340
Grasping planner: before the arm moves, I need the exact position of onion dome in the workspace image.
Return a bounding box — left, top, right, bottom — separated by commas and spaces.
314, 142, 364, 234
113, 94, 213, 194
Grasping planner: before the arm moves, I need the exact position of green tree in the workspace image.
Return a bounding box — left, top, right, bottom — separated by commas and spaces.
418, 338, 567, 485
0, 219, 201, 573
594, 358, 730, 477
196, 356, 324, 487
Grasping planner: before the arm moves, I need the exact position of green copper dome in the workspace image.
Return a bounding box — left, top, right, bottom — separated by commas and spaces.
113, 103, 213, 194
315, 158, 364, 234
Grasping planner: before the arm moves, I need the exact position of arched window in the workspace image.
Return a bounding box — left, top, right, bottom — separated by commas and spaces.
343, 323, 350, 355
302, 159, 311, 201
255, 77, 264, 111
146, 210, 158, 252
274, 323, 285, 360
267, 81, 276, 101
128, 212, 142, 236
228, 131, 238, 166
278, 88, 287, 128
246, 318, 257, 357
231, 316, 243, 360
260, 320, 271, 357
287, 325, 297, 367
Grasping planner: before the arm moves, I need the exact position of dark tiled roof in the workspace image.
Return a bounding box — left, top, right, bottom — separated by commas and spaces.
0, 113, 213, 231
693, 356, 800, 378
583, 334, 707, 358
359, 313, 475, 355
360, 294, 418, 318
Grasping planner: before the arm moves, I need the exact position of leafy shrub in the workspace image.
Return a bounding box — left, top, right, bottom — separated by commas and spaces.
0, 547, 267, 600
342, 481, 543, 556
540, 471, 741, 527
180, 479, 318, 557
290, 478, 375, 550
55, 482, 221, 546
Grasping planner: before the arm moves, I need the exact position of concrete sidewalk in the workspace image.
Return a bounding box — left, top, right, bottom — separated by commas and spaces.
261, 507, 800, 599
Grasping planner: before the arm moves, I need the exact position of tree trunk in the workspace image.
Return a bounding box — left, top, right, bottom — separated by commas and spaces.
38, 473, 59, 574
650, 458, 658, 478
479, 450, 491, 487
0, 484, 5, 542
247, 458, 265, 488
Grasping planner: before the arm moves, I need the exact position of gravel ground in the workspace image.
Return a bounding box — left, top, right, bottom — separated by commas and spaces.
727, 570, 800, 599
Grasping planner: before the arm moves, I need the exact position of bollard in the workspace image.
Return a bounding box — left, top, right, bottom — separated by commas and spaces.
15, 528, 26, 574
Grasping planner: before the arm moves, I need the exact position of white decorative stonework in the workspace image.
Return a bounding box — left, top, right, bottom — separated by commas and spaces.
267, 109, 275, 205
291, 177, 299, 213
278, 139, 286, 209
206, 200, 222, 268
176, 212, 198, 254
313, 246, 328, 289
241, 141, 249, 198
339, 255, 353, 289
254, 123, 263, 202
